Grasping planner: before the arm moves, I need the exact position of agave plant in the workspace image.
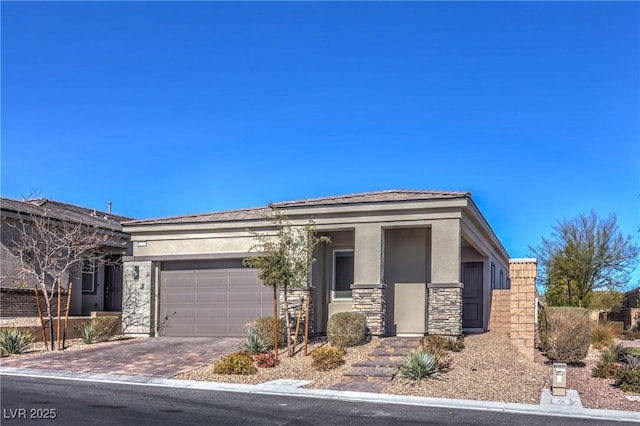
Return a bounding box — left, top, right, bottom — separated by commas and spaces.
241, 327, 269, 355
0, 328, 34, 355
397, 349, 445, 382
79, 323, 98, 344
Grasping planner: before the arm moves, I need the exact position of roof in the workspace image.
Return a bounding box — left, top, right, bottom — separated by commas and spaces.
123, 189, 470, 226
0, 197, 131, 233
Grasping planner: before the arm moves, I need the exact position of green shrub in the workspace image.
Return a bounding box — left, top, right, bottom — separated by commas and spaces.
421, 335, 464, 355
254, 352, 279, 368
212, 352, 257, 375
600, 347, 619, 364
397, 349, 446, 382
241, 327, 269, 355
592, 362, 625, 380
615, 367, 640, 393
254, 317, 287, 350
327, 312, 368, 348
590, 322, 615, 349
310, 346, 345, 371
0, 328, 34, 355
545, 308, 591, 363
537, 303, 551, 351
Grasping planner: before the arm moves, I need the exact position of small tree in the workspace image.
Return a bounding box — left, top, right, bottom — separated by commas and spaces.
3, 206, 119, 350
244, 206, 328, 357
531, 211, 638, 307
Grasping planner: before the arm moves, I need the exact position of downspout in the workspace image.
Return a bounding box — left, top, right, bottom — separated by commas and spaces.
154, 263, 160, 337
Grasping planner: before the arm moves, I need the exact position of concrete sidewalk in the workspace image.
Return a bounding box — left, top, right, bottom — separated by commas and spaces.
1, 367, 638, 423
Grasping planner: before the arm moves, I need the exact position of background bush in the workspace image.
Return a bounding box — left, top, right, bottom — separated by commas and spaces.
544, 307, 591, 363
421, 335, 464, 355
254, 317, 287, 350
327, 312, 368, 348
590, 322, 615, 349
91, 316, 120, 341
310, 346, 345, 371
0, 328, 34, 355
615, 367, 640, 393
212, 352, 257, 375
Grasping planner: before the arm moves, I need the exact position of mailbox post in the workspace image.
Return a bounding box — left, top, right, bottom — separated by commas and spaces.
552, 363, 567, 396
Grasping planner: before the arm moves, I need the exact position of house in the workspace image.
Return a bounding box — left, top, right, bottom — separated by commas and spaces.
121, 190, 526, 341
0, 197, 131, 317
623, 287, 639, 309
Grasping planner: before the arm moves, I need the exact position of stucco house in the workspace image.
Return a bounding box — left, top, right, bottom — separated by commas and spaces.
121, 190, 513, 339
0, 197, 131, 317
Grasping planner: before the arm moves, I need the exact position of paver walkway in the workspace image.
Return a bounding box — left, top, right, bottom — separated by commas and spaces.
329, 337, 421, 393
0, 337, 241, 378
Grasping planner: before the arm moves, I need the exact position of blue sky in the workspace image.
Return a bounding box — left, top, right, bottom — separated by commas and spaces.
2, 2, 639, 286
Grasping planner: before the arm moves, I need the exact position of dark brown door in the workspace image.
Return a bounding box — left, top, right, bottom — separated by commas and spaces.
462, 262, 483, 329
104, 261, 122, 311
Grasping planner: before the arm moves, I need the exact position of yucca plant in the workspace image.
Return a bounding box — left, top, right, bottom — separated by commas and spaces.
397, 349, 445, 382
241, 327, 269, 355
79, 323, 99, 344
0, 328, 34, 355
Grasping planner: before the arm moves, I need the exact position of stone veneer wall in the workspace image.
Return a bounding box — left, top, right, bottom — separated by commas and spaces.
279, 287, 313, 335
121, 261, 154, 335
426, 283, 463, 336
509, 259, 537, 362
488, 289, 511, 334
351, 284, 385, 337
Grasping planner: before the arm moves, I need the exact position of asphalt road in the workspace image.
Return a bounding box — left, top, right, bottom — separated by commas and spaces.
0, 375, 635, 425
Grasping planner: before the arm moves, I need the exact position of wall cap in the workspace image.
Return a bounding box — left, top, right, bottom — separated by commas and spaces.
509, 258, 537, 263
351, 283, 386, 289
427, 282, 464, 289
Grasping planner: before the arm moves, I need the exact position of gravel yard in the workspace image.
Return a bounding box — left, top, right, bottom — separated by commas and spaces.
175, 339, 377, 389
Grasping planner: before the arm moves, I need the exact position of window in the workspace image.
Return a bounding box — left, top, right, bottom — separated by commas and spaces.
333, 250, 354, 299
82, 260, 97, 293
499, 270, 504, 289
491, 262, 496, 289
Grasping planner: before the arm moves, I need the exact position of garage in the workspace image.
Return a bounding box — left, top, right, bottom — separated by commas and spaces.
159, 259, 272, 337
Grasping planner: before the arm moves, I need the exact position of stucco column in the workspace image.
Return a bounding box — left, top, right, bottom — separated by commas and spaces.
353, 223, 383, 284
352, 224, 385, 336
428, 219, 463, 336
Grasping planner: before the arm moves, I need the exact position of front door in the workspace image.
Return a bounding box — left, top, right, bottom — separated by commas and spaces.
104, 261, 122, 311
462, 262, 483, 329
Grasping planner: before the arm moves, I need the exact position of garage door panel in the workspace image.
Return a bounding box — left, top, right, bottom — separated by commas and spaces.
195, 308, 227, 319
195, 276, 226, 288
195, 292, 227, 303
164, 277, 194, 290
160, 263, 271, 337
164, 293, 194, 304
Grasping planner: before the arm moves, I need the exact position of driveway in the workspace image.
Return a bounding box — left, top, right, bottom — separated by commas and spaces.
0, 337, 241, 378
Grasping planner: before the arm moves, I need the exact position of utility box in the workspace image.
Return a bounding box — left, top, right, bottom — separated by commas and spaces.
552, 363, 567, 396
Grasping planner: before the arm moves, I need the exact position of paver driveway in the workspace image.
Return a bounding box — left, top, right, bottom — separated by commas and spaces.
0, 337, 241, 378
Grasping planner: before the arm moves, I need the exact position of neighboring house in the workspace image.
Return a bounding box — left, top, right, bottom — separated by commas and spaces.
0, 197, 131, 316
623, 287, 639, 309
121, 190, 512, 338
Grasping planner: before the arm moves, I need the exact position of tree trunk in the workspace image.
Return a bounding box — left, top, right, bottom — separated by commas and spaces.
283, 285, 292, 357
34, 285, 48, 348
272, 286, 278, 358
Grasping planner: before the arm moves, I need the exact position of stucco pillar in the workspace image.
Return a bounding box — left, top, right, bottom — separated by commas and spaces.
509, 258, 537, 362
353, 223, 383, 284
352, 224, 385, 336
428, 219, 463, 336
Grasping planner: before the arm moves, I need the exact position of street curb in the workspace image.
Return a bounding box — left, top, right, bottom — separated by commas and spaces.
1, 367, 638, 423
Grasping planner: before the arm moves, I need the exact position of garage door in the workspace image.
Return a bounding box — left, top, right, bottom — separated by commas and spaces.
159, 260, 273, 337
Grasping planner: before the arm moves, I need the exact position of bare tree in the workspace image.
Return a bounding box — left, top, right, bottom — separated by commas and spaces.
3, 207, 120, 350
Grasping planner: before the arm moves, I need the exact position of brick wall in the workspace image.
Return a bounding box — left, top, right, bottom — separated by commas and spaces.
508, 259, 537, 361
351, 284, 386, 337
608, 308, 640, 330
488, 289, 511, 334
1, 287, 69, 318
